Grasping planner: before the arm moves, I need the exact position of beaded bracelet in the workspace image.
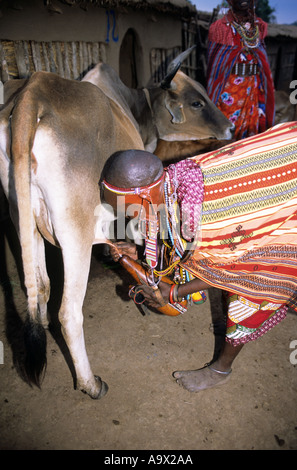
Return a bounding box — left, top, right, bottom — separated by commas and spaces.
169, 284, 181, 304
169, 284, 176, 304
173, 284, 179, 302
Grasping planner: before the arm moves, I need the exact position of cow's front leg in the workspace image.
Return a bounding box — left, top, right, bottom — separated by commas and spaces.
58, 246, 108, 399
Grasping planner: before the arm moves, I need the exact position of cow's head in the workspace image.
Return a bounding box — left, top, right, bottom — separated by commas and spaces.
150, 48, 234, 144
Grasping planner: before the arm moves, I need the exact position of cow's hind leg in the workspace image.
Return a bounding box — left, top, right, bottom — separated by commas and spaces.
58, 243, 108, 399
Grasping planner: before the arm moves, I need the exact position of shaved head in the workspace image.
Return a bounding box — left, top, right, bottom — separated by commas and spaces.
103, 149, 164, 188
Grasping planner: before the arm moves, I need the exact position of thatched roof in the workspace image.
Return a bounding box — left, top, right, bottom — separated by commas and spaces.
267, 23, 297, 39
52, 0, 197, 16
73, 0, 195, 8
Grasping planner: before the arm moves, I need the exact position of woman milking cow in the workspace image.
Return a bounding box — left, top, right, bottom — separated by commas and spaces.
101, 122, 297, 392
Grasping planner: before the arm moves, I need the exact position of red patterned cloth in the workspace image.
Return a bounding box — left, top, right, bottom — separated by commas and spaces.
225, 293, 288, 345
208, 11, 268, 47
207, 11, 275, 140
180, 122, 297, 344
216, 74, 267, 140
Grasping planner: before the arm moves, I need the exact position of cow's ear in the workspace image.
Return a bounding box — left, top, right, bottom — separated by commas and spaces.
165, 96, 186, 124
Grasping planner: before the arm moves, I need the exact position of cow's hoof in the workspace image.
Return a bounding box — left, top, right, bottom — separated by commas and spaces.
80, 375, 108, 399
93, 375, 109, 399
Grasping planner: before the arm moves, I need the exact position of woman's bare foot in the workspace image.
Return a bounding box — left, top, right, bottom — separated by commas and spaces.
173, 365, 232, 392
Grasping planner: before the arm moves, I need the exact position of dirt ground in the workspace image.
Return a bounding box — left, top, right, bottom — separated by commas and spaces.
0, 217, 297, 451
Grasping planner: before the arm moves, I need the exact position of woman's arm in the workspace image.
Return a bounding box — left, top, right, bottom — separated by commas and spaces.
175, 278, 211, 299
141, 278, 211, 309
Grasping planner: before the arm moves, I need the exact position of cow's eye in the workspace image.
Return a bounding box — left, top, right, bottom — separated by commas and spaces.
192, 101, 203, 108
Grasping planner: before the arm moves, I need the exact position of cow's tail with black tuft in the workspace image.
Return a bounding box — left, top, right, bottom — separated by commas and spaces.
10, 83, 47, 388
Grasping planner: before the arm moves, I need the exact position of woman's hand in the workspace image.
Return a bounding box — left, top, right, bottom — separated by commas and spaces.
109, 241, 138, 262
139, 280, 172, 308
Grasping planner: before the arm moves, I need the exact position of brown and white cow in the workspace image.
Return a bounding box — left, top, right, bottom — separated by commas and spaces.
0, 72, 144, 398
0, 53, 233, 399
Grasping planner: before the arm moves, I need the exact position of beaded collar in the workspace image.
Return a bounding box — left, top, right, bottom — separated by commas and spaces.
228, 9, 260, 49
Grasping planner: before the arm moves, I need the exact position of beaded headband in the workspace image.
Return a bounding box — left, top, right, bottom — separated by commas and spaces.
101, 173, 164, 201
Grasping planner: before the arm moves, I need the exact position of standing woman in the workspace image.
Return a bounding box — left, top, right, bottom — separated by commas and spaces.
207, 0, 275, 140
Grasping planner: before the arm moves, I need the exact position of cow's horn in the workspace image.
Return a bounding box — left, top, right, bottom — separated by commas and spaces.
161, 45, 196, 90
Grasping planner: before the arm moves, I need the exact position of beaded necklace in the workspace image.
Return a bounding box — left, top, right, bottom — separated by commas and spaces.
232, 20, 260, 48
154, 175, 193, 298
154, 166, 206, 305
230, 8, 260, 49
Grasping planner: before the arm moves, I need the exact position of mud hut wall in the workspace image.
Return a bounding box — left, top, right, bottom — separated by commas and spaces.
109, 9, 183, 86
266, 38, 297, 92
0, 0, 185, 86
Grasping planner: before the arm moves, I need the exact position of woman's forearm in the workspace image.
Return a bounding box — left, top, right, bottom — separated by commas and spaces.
177, 278, 211, 299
